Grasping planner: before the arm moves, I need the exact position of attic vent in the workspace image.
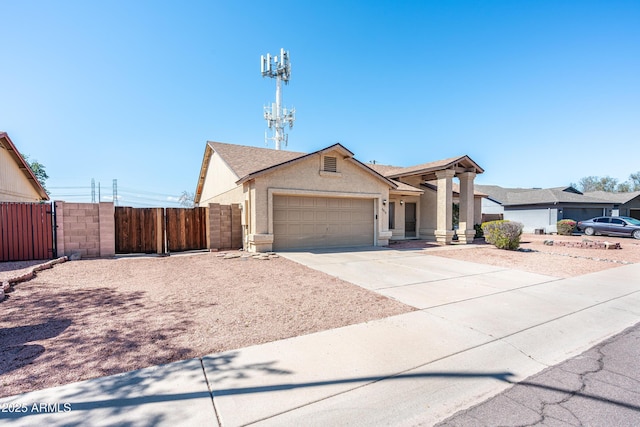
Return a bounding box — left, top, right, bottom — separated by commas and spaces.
323, 156, 337, 173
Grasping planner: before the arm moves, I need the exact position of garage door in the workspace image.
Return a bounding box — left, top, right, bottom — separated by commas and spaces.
273, 196, 374, 250
562, 208, 604, 222
630, 209, 640, 220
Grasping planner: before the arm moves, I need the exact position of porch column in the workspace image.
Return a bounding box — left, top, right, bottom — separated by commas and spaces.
435, 169, 455, 244
458, 171, 476, 244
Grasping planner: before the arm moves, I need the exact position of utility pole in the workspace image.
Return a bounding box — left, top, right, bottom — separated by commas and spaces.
112, 179, 118, 206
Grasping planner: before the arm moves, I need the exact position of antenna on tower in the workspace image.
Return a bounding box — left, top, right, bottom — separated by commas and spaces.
261, 48, 295, 150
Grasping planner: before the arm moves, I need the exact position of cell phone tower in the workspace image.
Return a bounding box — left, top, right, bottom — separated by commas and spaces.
261, 48, 295, 150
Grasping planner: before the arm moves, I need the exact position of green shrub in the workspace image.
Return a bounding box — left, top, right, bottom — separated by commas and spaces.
474, 223, 484, 238
557, 219, 576, 236
482, 220, 523, 250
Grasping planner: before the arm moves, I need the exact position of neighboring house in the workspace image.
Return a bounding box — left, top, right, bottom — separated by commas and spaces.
195, 141, 484, 252
0, 132, 49, 202
583, 191, 640, 220
475, 185, 613, 233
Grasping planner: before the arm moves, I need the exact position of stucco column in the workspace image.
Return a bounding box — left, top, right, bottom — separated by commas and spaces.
435, 169, 455, 244
458, 171, 476, 244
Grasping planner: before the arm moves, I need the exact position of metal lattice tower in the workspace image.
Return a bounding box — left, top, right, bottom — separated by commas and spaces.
261, 48, 295, 150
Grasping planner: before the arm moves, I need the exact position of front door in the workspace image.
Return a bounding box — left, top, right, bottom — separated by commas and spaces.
405, 203, 416, 238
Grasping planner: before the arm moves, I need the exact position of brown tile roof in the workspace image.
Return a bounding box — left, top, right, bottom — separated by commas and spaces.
366, 155, 484, 179
422, 181, 486, 197
208, 141, 306, 179
366, 163, 407, 177
391, 180, 424, 194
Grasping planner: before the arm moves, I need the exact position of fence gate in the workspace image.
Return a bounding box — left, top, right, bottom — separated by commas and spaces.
165, 207, 208, 252
114, 207, 164, 254
0, 202, 55, 262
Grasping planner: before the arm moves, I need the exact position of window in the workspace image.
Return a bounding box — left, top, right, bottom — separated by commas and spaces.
389, 202, 395, 229
595, 218, 610, 223
611, 218, 624, 225
323, 156, 337, 173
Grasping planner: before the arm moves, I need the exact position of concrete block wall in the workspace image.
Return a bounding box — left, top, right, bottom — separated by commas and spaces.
207, 203, 242, 251
231, 205, 242, 249
55, 201, 115, 258
209, 204, 221, 250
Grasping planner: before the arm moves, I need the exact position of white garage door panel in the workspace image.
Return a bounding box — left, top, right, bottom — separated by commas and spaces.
273, 196, 374, 250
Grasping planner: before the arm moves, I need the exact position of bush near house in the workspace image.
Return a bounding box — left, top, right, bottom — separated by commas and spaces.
482, 220, 524, 250
557, 219, 577, 236
474, 224, 484, 238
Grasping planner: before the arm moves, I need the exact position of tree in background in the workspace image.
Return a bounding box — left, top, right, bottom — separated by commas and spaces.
22, 154, 49, 195
178, 190, 195, 207
629, 172, 640, 191
572, 176, 618, 192
617, 181, 632, 193
571, 172, 640, 193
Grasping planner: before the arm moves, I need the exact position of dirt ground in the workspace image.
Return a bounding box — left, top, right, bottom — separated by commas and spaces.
1, 232, 638, 398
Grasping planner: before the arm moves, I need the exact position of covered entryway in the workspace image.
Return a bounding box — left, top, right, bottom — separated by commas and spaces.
404, 202, 417, 238
273, 195, 374, 250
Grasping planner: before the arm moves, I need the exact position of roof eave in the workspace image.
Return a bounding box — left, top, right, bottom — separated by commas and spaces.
194, 144, 213, 204
387, 155, 484, 180
0, 132, 49, 200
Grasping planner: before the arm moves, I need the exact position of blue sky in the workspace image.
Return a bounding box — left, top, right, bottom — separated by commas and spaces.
1, 1, 639, 206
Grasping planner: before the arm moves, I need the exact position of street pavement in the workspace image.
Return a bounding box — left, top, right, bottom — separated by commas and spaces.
1, 247, 639, 426
437, 321, 640, 426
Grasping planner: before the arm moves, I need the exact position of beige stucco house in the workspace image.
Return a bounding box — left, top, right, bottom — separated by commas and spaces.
195, 141, 484, 252
0, 132, 49, 202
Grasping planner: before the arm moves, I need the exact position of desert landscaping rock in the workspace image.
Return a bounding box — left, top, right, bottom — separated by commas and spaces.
0, 252, 411, 398
223, 253, 241, 259
417, 233, 639, 278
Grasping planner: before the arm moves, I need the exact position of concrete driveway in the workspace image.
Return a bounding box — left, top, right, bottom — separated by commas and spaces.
281, 246, 562, 309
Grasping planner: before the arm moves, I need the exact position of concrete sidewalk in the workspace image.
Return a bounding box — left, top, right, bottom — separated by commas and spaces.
1, 249, 639, 426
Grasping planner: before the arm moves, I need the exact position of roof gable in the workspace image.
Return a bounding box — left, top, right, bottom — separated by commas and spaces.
195, 142, 399, 203
235, 143, 397, 188
367, 155, 484, 181
0, 132, 49, 200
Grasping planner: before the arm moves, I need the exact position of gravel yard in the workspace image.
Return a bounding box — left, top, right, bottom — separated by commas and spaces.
0, 253, 412, 398
1, 232, 638, 398
409, 233, 640, 278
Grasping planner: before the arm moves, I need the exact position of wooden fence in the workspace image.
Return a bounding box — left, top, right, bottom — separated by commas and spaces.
166, 207, 208, 252
115, 206, 209, 254
115, 207, 164, 254
0, 202, 55, 262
